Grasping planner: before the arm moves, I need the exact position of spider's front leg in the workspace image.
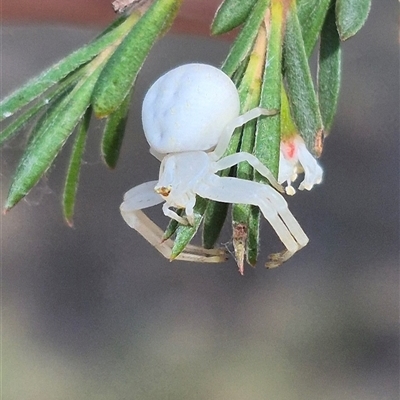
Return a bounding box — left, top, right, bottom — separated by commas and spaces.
196, 175, 309, 268
120, 181, 226, 263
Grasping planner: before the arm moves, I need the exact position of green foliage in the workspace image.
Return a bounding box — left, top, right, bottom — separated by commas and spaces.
211, 0, 258, 35
5, 66, 103, 211
222, 0, 270, 76
297, 0, 331, 56
336, 0, 371, 40
283, 2, 323, 157
247, 0, 284, 266
0, 15, 134, 121
318, 2, 341, 132
170, 197, 208, 260
101, 91, 131, 168
63, 108, 91, 226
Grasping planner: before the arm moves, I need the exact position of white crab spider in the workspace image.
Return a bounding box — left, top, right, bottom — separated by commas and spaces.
120, 64, 309, 267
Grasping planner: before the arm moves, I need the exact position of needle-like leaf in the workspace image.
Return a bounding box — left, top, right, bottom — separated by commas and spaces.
0, 102, 47, 147
297, 0, 331, 57
202, 200, 229, 249
101, 90, 132, 168
231, 22, 269, 270
211, 0, 258, 35
162, 209, 184, 241
249, 0, 284, 266
0, 14, 138, 121
283, 1, 323, 157
336, 0, 371, 41
63, 108, 91, 226
222, 0, 270, 77
0, 69, 85, 146
5, 67, 103, 211
170, 197, 208, 260
318, 2, 341, 132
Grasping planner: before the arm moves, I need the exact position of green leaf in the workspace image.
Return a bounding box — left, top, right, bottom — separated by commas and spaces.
4, 67, 103, 211
221, 0, 270, 77
62, 108, 91, 226
336, 0, 371, 40
28, 90, 79, 154
297, 0, 331, 57
280, 85, 297, 139
318, 2, 341, 132
249, 0, 284, 266
246, 207, 260, 267
101, 90, 131, 168
283, 4, 324, 157
0, 69, 83, 146
0, 102, 46, 146
162, 209, 183, 241
211, 0, 258, 35
254, 1, 283, 178
231, 20, 270, 267
170, 197, 208, 260
202, 201, 229, 249
92, 0, 183, 117
0, 14, 139, 122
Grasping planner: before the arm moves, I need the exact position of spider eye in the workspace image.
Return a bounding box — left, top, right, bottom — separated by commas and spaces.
155, 186, 171, 197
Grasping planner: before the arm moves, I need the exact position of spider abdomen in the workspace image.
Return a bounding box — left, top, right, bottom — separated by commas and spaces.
142, 63, 240, 154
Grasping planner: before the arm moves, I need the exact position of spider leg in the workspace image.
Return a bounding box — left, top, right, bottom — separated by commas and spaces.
161, 194, 197, 226
120, 181, 226, 263
196, 176, 309, 267
211, 107, 278, 160
162, 203, 188, 225
213, 152, 283, 192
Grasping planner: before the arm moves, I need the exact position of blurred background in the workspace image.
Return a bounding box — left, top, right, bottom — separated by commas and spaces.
1, 2, 398, 400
